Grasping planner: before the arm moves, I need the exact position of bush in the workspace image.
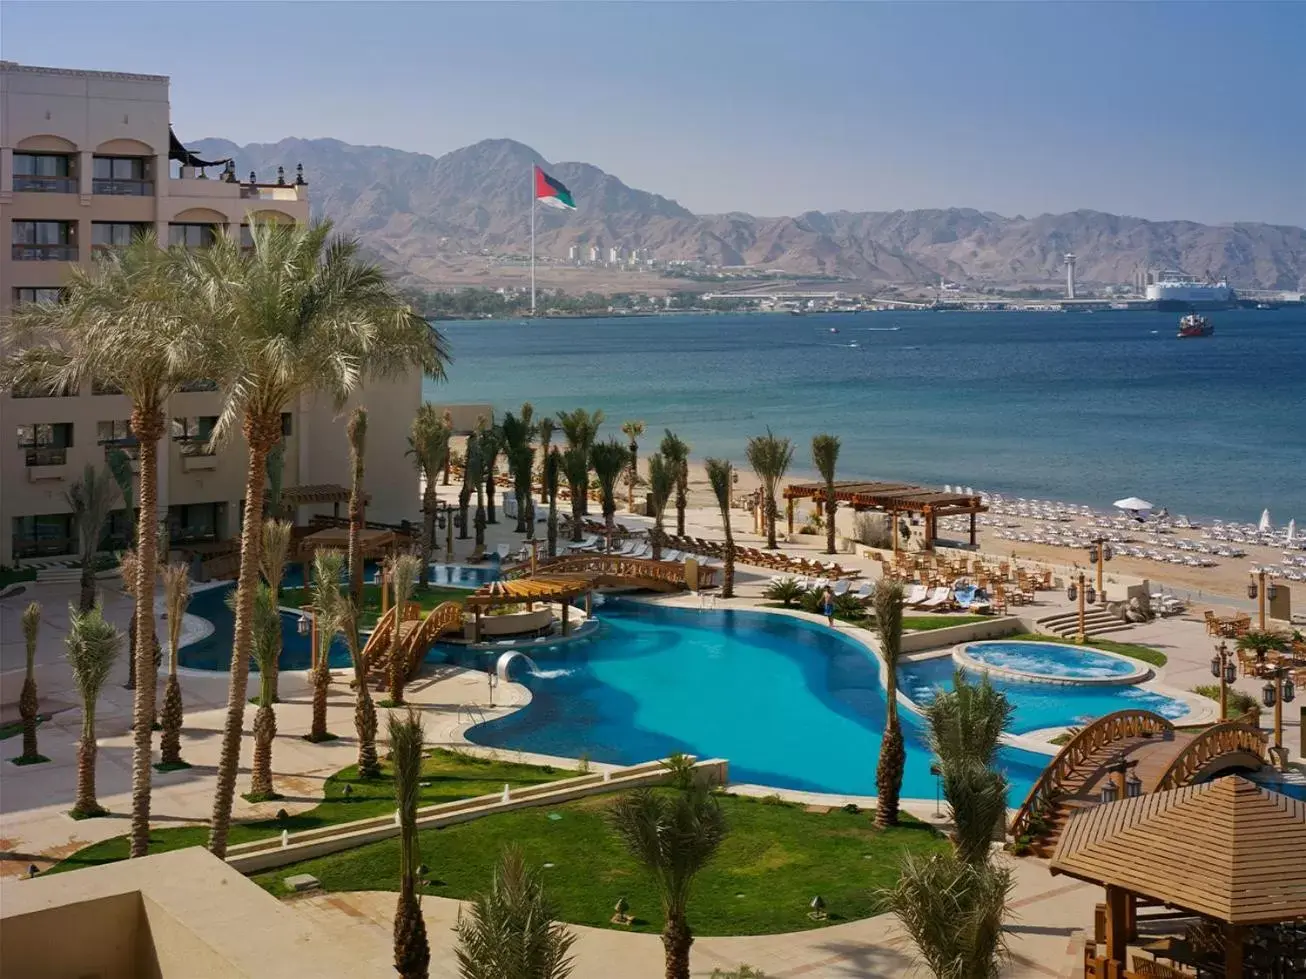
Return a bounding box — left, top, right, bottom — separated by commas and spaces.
763, 577, 806, 607
852, 513, 892, 549
1192, 684, 1259, 719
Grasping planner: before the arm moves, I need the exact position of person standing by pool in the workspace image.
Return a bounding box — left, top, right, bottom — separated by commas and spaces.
822, 584, 835, 627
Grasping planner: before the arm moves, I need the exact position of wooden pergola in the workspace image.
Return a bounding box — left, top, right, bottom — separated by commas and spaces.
280, 483, 369, 518
783, 480, 987, 550
465, 575, 599, 638
1052, 776, 1306, 978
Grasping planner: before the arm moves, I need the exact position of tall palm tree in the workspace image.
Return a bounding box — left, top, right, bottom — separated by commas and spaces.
408, 403, 452, 587
880, 852, 1013, 979
557, 408, 603, 516
811, 434, 841, 556
243, 583, 282, 800
873, 579, 906, 828
745, 429, 794, 550
390, 708, 431, 979
187, 220, 448, 859
500, 410, 535, 535
647, 454, 675, 561
454, 846, 577, 979
473, 440, 489, 551
3, 235, 211, 858
458, 431, 480, 540
64, 464, 121, 612
609, 784, 728, 979
158, 562, 191, 768
266, 441, 286, 519
17, 602, 45, 764
535, 416, 556, 498
589, 440, 631, 538
561, 447, 590, 543
621, 420, 646, 511
441, 408, 455, 486
307, 550, 345, 743
260, 519, 293, 703
480, 427, 502, 526
346, 408, 369, 610
65, 604, 123, 818
659, 431, 690, 538
704, 459, 735, 598
386, 552, 424, 705
118, 549, 151, 691
545, 448, 562, 560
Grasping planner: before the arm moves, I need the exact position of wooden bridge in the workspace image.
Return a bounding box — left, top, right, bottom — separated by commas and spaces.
1010, 710, 1269, 858
512, 553, 714, 592
361, 600, 465, 690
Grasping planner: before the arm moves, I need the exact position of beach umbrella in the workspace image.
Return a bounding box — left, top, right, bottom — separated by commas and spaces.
1288, 519, 1296, 543
1113, 497, 1153, 513
1259, 509, 1272, 533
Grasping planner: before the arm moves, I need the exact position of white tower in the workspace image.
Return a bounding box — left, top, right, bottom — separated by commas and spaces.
1064, 253, 1077, 300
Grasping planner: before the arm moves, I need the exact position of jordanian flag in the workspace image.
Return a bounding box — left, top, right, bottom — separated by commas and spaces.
534, 165, 576, 210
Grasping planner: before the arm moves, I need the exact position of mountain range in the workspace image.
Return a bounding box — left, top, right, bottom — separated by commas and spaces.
191, 136, 1306, 292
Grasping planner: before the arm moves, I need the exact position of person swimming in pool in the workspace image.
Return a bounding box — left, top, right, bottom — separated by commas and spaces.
822, 584, 835, 627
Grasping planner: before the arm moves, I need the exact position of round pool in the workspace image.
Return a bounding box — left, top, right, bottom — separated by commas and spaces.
952, 640, 1151, 686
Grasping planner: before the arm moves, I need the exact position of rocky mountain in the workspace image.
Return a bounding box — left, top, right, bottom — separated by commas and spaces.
190, 136, 1306, 291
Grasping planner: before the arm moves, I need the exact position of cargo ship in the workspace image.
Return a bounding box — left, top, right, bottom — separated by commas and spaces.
1177, 314, 1214, 338
1146, 274, 1237, 311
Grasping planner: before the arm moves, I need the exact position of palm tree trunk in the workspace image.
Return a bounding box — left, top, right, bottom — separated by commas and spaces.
73, 712, 101, 817
875, 719, 905, 828
250, 703, 277, 798
79, 562, 96, 613
652, 514, 664, 561
19, 677, 40, 761
722, 514, 735, 600
570, 485, 583, 542
388, 637, 406, 705
208, 419, 277, 859
348, 470, 365, 612
547, 493, 558, 559
355, 682, 379, 778
662, 913, 693, 979
310, 656, 331, 741
420, 483, 437, 584
129, 410, 164, 858
125, 611, 137, 689
826, 482, 837, 555
159, 673, 184, 765
676, 473, 687, 537
627, 442, 638, 511
474, 486, 486, 549
765, 491, 778, 549
458, 475, 472, 540
485, 469, 497, 524
393, 882, 430, 979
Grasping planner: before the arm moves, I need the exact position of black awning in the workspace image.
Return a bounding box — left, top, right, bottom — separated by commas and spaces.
168, 127, 230, 169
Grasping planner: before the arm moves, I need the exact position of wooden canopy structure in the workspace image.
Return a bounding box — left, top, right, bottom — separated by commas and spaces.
1053, 776, 1306, 977
465, 574, 599, 640
279, 483, 369, 518
783, 480, 987, 549
296, 526, 397, 560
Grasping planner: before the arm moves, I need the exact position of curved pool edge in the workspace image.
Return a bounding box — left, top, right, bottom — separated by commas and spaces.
952, 639, 1152, 687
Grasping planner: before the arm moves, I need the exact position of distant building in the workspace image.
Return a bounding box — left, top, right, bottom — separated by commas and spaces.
567, 244, 578, 262
608, 246, 620, 265
1064, 253, 1077, 299
588, 245, 600, 264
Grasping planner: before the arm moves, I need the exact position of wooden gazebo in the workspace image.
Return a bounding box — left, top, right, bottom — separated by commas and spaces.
1052, 776, 1306, 978
279, 483, 368, 518
465, 574, 599, 639
783, 480, 987, 550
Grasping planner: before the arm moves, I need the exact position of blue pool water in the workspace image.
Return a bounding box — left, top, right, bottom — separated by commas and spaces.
463, 601, 1058, 800
962, 640, 1139, 680
898, 656, 1189, 735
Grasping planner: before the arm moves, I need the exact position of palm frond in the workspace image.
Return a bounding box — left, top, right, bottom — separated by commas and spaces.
260, 519, 295, 593
64, 604, 123, 703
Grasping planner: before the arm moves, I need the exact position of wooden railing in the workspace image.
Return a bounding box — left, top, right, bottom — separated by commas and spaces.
1154, 720, 1268, 792
398, 601, 464, 679
360, 605, 400, 678
1009, 709, 1175, 840
363, 600, 465, 685
536, 554, 692, 588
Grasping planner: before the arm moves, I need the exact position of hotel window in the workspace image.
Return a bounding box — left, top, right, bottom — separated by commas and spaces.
92, 222, 151, 248
97, 419, 139, 460
103, 509, 136, 551
12, 287, 66, 306
168, 223, 220, 248
172, 415, 217, 455
13, 153, 76, 193
11, 221, 77, 261
16, 422, 73, 467
168, 502, 224, 544
281, 413, 294, 436
12, 514, 76, 559
240, 224, 255, 249
92, 155, 153, 195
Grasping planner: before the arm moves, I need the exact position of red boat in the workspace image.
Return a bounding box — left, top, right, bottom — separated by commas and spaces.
1177, 314, 1214, 338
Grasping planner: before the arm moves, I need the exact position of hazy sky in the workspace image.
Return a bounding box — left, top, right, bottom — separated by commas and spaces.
4, 1, 1303, 225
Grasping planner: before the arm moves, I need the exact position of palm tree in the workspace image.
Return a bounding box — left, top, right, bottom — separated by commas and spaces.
473, 440, 489, 550
745, 429, 794, 550
704, 459, 735, 599
307, 550, 345, 743
66, 604, 123, 818
609, 783, 728, 979
386, 552, 424, 705
118, 549, 152, 692
880, 852, 1013, 979
188, 220, 449, 859
458, 431, 480, 540
266, 441, 286, 519
873, 578, 906, 828
441, 408, 455, 486
941, 760, 1009, 866
590, 440, 631, 538
535, 416, 556, 498
158, 562, 191, 768
545, 448, 562, 560
244, 583, 282, 801
3, 235, 212, 858
260, 519, 293, 703
346, 408, 369, 609
390, 708, 431, 979
647, 454, 675, 560
17, 602, 45, 764
408, 403, 452, 587
557, 408, 603, 515
811, 434, 841, 556
561, 447, 590, 543
64, 464, 121, 612
500, 409, 536, 535
660, 431, 690, 538
454, 846, 577, 979
480, 427, 502, 526
621, 420, 646, 511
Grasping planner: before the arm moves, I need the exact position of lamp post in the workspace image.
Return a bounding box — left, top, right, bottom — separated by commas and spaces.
298, 605, 318, 670
1088, 536, 1113, 603
1209, 641, 1237, 721
1261, 665, 1296, 755
1067, 570, 1091, 643
1247, 568, 1279, 631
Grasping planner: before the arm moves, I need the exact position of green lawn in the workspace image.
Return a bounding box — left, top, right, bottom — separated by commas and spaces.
48, 749, 572, 875
279, 583, 469, 629
0, 567, 38, 588
1006, 632, 1167, 668
253, 793, 948, 936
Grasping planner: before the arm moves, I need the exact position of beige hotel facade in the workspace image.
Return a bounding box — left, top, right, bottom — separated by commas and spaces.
0, 61, 422, 568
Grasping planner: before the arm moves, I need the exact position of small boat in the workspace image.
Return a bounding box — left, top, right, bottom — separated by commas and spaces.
1177, 314, 1213, 338
829, 326, 839, 333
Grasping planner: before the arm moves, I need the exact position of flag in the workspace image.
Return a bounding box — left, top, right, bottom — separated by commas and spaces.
534, 165, 576, 210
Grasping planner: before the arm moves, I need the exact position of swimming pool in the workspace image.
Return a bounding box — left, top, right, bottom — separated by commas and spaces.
956, 640, 1147, 684
461, 601, 1056, 801
897, 655, 1190, 735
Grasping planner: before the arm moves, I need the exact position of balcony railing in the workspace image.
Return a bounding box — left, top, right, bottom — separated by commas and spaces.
25, 447, 68, 467
11, 244, 78, 261
14, 175, 78, 193
179, 379, 219, 392
92, 178, 154, 196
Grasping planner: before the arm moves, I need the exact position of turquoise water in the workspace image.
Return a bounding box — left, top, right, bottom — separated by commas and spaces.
427, 308, 1306, 524
962, 640, 1139, 680
897, 655, 1189, 735
461, 600, 1142, 800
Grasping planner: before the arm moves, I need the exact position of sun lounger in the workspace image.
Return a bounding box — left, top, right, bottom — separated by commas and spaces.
904, 584, 929, 606
918, 587, 953, 609
854, 583, 872, 600
832, 580, 851, 597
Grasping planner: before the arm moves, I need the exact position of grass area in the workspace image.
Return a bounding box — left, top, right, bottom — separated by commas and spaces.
279, 583, 469, 629
0, 716, 43, 741
253, 792, 948, 936
0, 566, 38, 587
1191, 684, 1259, 718
1006, 632, 1167, 668
48, 749, 572, 875
1049, 731, 1074, 746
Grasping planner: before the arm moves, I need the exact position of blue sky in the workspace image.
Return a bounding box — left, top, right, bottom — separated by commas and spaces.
4, 1, 1303, 225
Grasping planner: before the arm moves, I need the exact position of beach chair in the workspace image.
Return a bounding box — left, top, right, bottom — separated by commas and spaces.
919, 587, 953, 610
854, 582, 873, 601
832, 580, 851, 597
1203, 610, 1220, 635
904, 583, 929, 606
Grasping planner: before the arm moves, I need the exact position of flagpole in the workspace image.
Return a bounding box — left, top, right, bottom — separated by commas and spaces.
529, 166, 536, 316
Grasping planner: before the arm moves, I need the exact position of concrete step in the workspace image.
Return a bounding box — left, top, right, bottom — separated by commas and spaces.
36, 567, 83, 584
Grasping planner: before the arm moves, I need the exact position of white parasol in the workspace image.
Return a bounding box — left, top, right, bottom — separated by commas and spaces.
1288, 519, 1296, 543
1259, 509, 1272, 533
1114, 497, 1153, 513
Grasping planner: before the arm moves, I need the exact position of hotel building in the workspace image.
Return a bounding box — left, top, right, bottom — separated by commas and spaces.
0, 61, 420, 567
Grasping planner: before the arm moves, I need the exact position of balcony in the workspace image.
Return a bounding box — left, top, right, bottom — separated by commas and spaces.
92, 178, 154, 196
25, 447, 68, 467
11, 244, 78, 261
14, 175, 78, 194
182, 452, 219, 472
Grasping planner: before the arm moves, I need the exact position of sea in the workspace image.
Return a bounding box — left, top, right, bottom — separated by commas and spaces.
424, 307, 1306, 526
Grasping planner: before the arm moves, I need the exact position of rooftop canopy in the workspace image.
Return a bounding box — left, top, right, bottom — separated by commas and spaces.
1051, 776, 1306, 926
784, 480, 986, 515
298, 526, 396, 558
